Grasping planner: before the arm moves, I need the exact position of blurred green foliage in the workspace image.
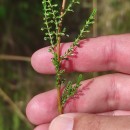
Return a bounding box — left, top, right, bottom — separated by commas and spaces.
0, 0, 130, 130
0, 0, 43, 56
99, 0, 130, 34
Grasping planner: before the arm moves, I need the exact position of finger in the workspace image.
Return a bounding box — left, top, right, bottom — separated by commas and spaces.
31, 34, 130, 74
26, 73, 130, 125
34, 124, 49, 130
26, 89, 58, 125
33, 111, 130, 130
49, 113, 130, 130
98, 110, 130, 116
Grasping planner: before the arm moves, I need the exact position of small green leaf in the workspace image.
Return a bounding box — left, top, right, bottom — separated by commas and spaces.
77, 74, 83, 85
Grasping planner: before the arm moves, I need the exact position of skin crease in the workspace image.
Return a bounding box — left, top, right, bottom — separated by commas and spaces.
26, 34, 130, 130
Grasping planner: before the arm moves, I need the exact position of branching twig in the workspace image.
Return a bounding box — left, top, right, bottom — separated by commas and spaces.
42, 0, 96, 115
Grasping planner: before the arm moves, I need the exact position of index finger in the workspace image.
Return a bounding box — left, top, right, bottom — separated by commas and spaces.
31, 34, 130, 74
26, 73, 130, 125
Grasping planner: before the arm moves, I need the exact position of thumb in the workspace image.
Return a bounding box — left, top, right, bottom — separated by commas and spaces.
49, 113, 130, 130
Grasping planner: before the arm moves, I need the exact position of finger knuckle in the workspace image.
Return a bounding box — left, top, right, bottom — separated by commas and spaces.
102, 37, 117, 70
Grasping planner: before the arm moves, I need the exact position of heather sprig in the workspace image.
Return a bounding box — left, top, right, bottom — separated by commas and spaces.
62, 0, 80, 17
61, 9, 96, 60
61, 74, 83, 107
42, 0, 96, 114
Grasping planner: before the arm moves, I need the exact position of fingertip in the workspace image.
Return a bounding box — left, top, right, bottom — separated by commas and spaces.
31, 47, 55, 74
26, 94, 45, 125
26, 90, 58, 125
49, 114, 76, 130
34, 124, 49, 130
31, 48, 43, 73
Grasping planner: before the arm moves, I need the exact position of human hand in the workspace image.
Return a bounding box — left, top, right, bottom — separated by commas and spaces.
26, 34, 130, 130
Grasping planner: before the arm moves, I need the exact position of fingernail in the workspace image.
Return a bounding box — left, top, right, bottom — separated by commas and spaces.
49, 114, 74, 130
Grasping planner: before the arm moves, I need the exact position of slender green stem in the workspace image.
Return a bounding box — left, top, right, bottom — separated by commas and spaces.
42, 0, 53, 45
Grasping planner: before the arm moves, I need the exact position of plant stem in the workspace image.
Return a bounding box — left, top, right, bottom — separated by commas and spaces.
0, 55, 30, 62
56, 0, 66, 114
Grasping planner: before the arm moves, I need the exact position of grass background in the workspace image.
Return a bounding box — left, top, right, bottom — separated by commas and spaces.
0, 0, 130, 129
